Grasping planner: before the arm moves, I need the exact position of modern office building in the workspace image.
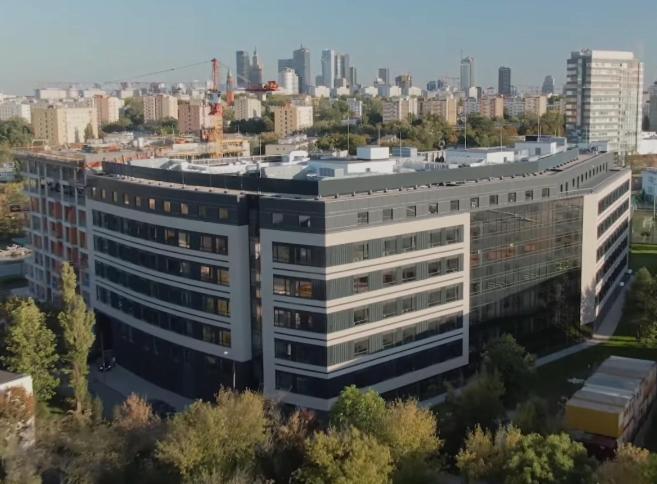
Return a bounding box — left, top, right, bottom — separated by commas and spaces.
395, 74, 413, 91
18, 143, 630, 410
335, 53, 350, 87
542, 75, 555, 95
293, 45, 312, 93
235, 50, 251, 88
460, 57, 475, 92
378, 67, 390, 86
565, 49, 643, 154
498, 67, 512, 96
321, 50, 336, 88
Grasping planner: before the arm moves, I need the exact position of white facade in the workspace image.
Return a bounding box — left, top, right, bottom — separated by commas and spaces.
234, 96, 262, 120
566, 49, 643, 154
514, 136, 567, 160
637, 132, 657, 155
278, 68, 299, 95
382, 97, 418, 123
0, 101, 31, 122
309, 85, 331, 98
332, 86, 350, 97
445, 148, 515, 166
143, 95, 179, 121
35, 88, 70, 101
378, 85, 402, 97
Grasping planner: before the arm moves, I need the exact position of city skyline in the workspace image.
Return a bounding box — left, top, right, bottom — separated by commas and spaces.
2, 0, 656, 95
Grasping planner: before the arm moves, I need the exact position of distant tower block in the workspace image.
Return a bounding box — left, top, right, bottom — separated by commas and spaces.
226, 69, 235, 106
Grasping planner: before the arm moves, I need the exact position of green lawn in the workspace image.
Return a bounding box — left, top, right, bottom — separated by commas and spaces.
630, 244, 657, 274
532, 320, 657, 450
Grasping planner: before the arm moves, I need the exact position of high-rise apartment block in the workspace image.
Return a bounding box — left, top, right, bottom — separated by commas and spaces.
479, 96, 505, 119
31, 105, 99, 146
234, 96, 262, 121
94, 95, 122, 125
565, 49, 643, 154
498, 67, 511, 96
382, 97, 418, 123
143, 95, 179, 122
524, 95, 548, 119
460, 57, 475, 92
18, 144, 630, 410
419, 97, 458, 125
177, 100, 213, 134
0, 101, 31, 122
395, 74, 413, 91
272, 104, 313, 137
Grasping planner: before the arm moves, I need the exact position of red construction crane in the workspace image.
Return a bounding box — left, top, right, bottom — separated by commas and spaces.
200, 58, 224, 158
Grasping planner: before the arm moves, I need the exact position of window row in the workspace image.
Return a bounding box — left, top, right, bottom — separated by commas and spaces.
598, 180, 629, 214
95, 262, 230, 317
96, 286, 231, 347
596, 238, 628, 284
597, 200, 629, 239
274, 340, 463, 399
274, 307, 327, 333
94, 236, 229, 286
595, 254, 628, 306
596, 219, 629, 261
92, 211, 228, 255
91, 186, 232, 222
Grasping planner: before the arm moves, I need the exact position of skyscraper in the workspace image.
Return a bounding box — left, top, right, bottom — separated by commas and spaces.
498, 66, 511, 96
348, 66, 358, 87
565, 49, 643, 154
235, 50, 250, 88
460, 57, 475, 92
335, 53, 350, 86
378, 67, 390, 86
542, 75, 555, 95
293, 45, 311, 93
321, 49, 336, 88
249, 49, 263, 87
277, 58, 295, 72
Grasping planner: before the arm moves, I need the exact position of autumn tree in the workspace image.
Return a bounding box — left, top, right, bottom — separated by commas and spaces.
296, 427, 393, 484
597, 443, 654, 484
2, 299, 59, 401
58, 263, 95, 416
156, 389, 268, 482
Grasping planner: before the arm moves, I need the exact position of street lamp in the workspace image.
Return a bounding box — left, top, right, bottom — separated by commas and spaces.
223, 350, 236, 390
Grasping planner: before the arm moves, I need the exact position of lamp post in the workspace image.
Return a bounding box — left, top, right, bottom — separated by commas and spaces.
223, 350, 236, 390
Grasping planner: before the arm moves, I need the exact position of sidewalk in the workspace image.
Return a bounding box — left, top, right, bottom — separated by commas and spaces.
90, 364, 193, 415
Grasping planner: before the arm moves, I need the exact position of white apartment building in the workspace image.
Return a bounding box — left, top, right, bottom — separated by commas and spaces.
382, 97, 418, 123
310, 86, 331, 98
504, 97, 525, 118
565, 49, 643, 154
0, 101, 31, 122
31, 105, 99, 146
272, 104, 314, 137
278, 68, 300, 95
234, 96, 262, 121
379, 85, 402, 98
35, 88, 72, 101
94, 95, 123, 125
143, 95, 179, 122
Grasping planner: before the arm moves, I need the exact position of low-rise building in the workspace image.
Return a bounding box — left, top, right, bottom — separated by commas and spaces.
309, 86, 331, 98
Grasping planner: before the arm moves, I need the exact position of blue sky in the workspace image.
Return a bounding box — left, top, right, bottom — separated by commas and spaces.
1, 0, 656, 95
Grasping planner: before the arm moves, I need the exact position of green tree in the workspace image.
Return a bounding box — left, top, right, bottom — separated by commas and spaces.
58, 263, 96, 416
83, 123, 94, 141
513, 396, 555, 435
0, 119, 33, 147
296, 427, 393, 484
597, 443, 654, 484
122, 97, 144, 127
329, 385, 386, 435
625, 267, 657, 342
2, 299, 59, 401
482, 334, 535, 406
156, 389, 268, 482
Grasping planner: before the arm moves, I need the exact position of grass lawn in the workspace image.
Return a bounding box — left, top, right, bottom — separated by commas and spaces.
532, 319, 657, 450
630, 244, 657, 274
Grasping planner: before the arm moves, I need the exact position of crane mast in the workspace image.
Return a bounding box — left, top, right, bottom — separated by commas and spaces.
201, 58, 223, 158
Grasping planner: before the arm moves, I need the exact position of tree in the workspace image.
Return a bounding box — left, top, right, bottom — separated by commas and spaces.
329, 385, 386, 435
58, 263, 95, 416
0, 119, 33, 147
379, 399, 442, 482
296, 427, 393, 484
597, 443, 654, 484
2, 299, 59, 401
482, 334, 535, 406
625, 267, 657, 342
83, 123, 94, 141
0, 387, 35, 459
122, 97, 144, 127
457, 425, 524, 482
156, 389, 268, 482
513, 396, 555, 435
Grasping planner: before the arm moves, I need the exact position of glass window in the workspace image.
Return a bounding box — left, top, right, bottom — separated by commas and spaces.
382, 332, 395, 349
489, 194, 498, 206
135, 196, 142, 207
450, 200, 460, 211
297, 280, 313, 298
430, 230, 442, 247
406, 205, 416, 218
112, 191, 118, 203
165, 229, 177, 245
298, 215, 311, 228
218, 269, 230, 286
216, 298, 230, 316
428, 261, 441, 277
383, 239, 396, 256
215, 236, 228, 255
402, 266, 416, 282
272, 213, 283, 225
178, 231, 190, 249
181, 202, 189, 215
200, 266, 212, 282
353, 308, 369, 325
508, 192, 516, 203
353, 243, 368, 262
542, 187, 550, 198
525, 190, 533, 201
446, 257, 460, 273
272, 244, 291, 263
383, 208, 394, 222
400, 297, 414, 313
383, 270, 397, 286
354, 339, 369, 356
218, 208, 229, 220
382, 301, 397, 318
163, 201, 172, 213
148, 198, 156, 210
101, 189, 107, 200
357, 212, 369, 225
400, 235, 416, 252
428, 203, 439, 214
445, 285, 459, 302
428, 290, 441, 307
353, 276, 369, 294
200, 235, 214, 252
470, 197, 480, 209
123, 194, 130, 206
445, 227, 460, 244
